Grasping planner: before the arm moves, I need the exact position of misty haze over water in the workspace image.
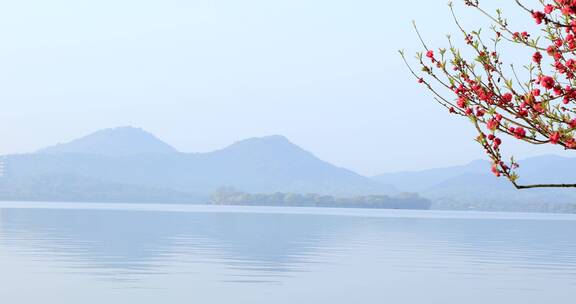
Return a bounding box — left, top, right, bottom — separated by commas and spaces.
2, 1, 576, 303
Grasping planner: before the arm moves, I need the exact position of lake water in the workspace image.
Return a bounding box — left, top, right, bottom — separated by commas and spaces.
0, 202, 575, 303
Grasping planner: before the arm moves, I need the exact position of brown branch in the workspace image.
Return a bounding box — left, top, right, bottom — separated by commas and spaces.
514, 183, 576, 189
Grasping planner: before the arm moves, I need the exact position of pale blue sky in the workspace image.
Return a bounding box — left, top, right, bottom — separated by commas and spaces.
0, 0, 562, 175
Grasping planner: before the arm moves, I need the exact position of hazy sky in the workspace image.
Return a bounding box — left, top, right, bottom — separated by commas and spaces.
0, 0, 564, 175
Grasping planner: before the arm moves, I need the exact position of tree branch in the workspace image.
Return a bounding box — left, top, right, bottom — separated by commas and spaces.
514, 183, 576, 189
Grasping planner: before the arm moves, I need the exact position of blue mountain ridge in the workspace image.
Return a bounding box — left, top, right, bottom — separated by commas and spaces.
1, 127, 396, 202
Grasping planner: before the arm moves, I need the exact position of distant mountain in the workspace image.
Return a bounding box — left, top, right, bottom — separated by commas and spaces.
1, 127, 396, 203
372, 160, 489, 192
197, 135, 394, 195
373, 155, 576, 209
40, 126, 177, 156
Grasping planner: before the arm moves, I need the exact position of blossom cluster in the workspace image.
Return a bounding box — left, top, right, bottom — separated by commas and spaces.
403, 0, 576, 188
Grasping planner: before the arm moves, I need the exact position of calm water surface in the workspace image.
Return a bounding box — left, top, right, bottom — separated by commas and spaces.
0, 202, 575, 303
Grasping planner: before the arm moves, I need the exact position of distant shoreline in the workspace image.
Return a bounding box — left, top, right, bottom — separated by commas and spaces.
1, 201, 576, 218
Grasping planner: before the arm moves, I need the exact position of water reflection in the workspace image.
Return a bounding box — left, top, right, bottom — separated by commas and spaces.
0, 205, 576, 304
0, 208, 354, 283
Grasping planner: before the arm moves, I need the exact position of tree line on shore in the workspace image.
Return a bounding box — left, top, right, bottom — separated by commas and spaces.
209, 187, 432, 210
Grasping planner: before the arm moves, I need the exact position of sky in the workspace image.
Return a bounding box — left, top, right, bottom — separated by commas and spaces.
0, 0, 565, 175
